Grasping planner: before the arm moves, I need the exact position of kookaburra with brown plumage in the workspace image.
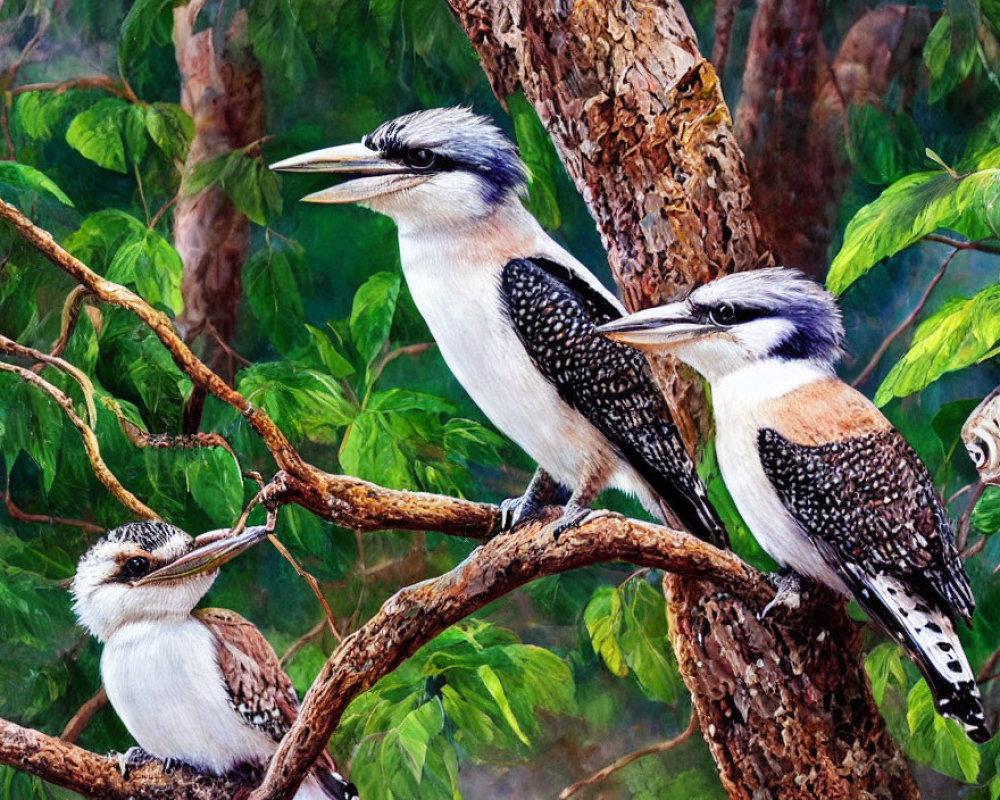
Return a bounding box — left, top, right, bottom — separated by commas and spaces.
71, 522, 358, 798
269, 107, 726, 547
598, 267, 990, 742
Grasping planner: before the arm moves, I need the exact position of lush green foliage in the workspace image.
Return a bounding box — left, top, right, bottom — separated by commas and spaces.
1, 0, 1000, 798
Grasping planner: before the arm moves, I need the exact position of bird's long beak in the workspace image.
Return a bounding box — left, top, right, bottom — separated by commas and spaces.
597, 302, 711, 349
135, 525, 270, 585
269, 142, 427, 204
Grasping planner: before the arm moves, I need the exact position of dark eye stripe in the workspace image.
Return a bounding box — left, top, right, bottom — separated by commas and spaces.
693, 302, 771, 326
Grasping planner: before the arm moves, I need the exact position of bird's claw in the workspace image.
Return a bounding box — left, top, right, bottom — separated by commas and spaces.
498, 494, 546, 532
758, 570, 807, 621
550, 506, 606, 539
115, 746, 155, 778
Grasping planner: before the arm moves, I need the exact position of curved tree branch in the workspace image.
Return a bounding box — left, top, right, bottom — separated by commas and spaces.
0, 508, 764, 798
250, 512, 766, 800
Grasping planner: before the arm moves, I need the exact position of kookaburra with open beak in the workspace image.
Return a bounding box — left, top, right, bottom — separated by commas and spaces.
269, 107, 726, 547
71, 521, 359, 798
597, 267, 990, 742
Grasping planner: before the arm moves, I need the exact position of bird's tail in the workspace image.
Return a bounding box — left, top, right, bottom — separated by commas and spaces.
850, 568, 990, 743
295, 767, 359, 800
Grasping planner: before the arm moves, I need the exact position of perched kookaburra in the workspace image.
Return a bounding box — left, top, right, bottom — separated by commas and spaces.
962, 385, 1000, 485
598, 267, 990, 742
269, 107, 726, 546
71, 522, 359, 798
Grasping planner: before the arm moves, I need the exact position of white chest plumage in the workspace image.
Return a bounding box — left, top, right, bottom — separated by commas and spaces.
101, 618, 273, 774
396, 212, 648, 500
710, 360, 848, 593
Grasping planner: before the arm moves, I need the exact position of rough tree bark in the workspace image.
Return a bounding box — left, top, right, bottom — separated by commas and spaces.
444, 1, 918, 797
733, 2, 930, 276
173, 0, 264, 427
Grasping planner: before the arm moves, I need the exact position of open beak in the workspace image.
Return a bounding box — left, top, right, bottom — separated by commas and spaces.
134, 525, 270, 585
269, 142, 427, 204
596, 302, 711, 349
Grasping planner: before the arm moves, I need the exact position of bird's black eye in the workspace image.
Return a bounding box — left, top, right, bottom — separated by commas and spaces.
122, 556, 150, 580
404, 148, 436, 170
708, 301, 737, 326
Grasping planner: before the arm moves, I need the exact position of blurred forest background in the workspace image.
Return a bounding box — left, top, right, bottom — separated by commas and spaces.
1, 0, 1000, 798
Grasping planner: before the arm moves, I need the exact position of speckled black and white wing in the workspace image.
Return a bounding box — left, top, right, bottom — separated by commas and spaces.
757, 429, 988, 742
757, 429, 973, 619
500, 257, 727, 548
196, 609, 359, 799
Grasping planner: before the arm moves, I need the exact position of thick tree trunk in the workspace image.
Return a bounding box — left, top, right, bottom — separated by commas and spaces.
445, 1, 919, 797
173, 0, 264, 367
733, 2, 930, 277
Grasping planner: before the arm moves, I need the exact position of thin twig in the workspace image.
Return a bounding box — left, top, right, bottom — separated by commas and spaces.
148, 195, 176, 231
367, 342, 435, 387
0, 362, 156, 519
978, 646, 1000, 683
962, 536, 987, 560
558, 713, 699, 799
281, 619, 329, 667
267, 534, 343, 642
852, 250, 956, 388
956, 481, 985, 552
923, 233, 1000, 255
948, 482, 974, 506
60, 688, 108, 744
5, 488, 104, 535
11, 76, 141, 105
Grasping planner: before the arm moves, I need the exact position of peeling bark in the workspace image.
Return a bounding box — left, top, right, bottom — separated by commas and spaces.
734, 2, 930, 276
445, 2, 918, 797
173, 0, 264, 371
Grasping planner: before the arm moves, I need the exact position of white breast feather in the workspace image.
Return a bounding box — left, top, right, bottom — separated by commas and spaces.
102, 619, 275, 775
711, 359, 848, 593
397, 205, 657, 512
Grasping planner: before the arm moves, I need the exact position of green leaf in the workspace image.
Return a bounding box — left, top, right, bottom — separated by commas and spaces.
247, 0, 317, 86
237, 362, 357, 444
0, 378, 65, 493
973, 486, 1000, 534
583, 586, 628, 677
65, 98, 131, 173
120, 0, 175, 70
15, 90, 80, 141
0, 162, 73, 205
828, 164, 1000, 295
476, 664, 530, 746
618, 581, 681, 704
905, 679, 981, 782
865, 642, 907, 705
145, 103, 194, 162
186, 448, 244, 525
224, 154, 283, 226
184, 150, 282, 225
106, 227, 184, 313
339, 408, 413, 488
396, 700, 445, 781
924, 2, 980, 103
508, 93, 561, 229
846, 103, 925, 185
350, 271, 401, 367
875, 286, 1000, 405
244, 245, 307, 354
304, 325, 356, 379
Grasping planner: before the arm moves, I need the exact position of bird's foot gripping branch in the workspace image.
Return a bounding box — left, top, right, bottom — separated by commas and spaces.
0, 196, 767, 799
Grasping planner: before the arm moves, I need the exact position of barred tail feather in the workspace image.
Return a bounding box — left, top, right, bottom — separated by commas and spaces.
296, 770, 359, 800
849, 569, 991, 743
